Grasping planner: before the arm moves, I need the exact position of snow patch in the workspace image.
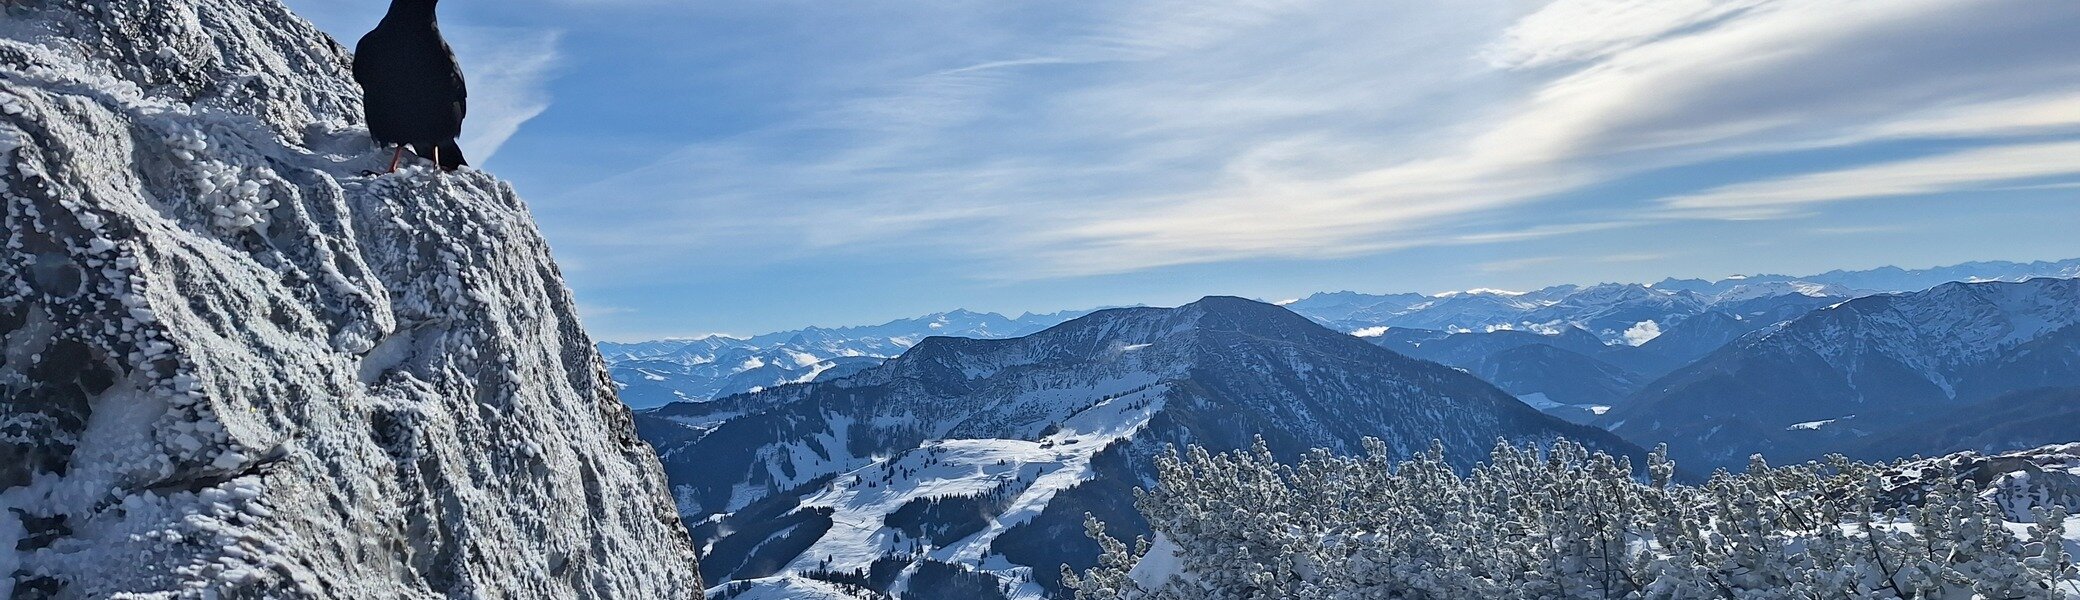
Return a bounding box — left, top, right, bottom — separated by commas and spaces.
1127, 533, 1185, 590
707, 575, 875, 600
1516, 392, 1562, 411
789, 387, 1169, 577
1787, 415, 1855, 431
1440, 288, 1528, 297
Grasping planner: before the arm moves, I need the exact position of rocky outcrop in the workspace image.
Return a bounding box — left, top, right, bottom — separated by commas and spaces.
0, 0, 699, 597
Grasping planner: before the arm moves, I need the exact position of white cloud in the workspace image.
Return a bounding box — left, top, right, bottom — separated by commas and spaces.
1034, 0, 2080, 276
1350, 326, 1391, 338
1483, 0, 1768, 69
1623, 320, 1662, 346
1659, 140, 2080, 218
442, 26, 565, 164
1860, 91, 2080, 140
553, 0, 2080, 280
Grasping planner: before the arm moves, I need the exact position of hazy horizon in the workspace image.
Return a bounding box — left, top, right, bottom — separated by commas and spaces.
589, 254, 2077, 342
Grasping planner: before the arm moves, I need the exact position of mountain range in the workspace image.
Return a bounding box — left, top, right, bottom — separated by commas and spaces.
11, 0, 2075, 597
602, 310, 1092, 408
1286, 258, 2080, 344
1609, 277, 2080, 471
605, 258, 2080, 418
635, 297, 1639, 597
627, 258, 2080, 598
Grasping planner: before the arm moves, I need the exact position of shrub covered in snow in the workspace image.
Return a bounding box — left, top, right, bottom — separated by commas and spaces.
1068, 439, 2080, 599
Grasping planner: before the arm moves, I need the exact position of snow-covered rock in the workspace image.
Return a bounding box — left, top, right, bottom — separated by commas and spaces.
1872, 443, 2080, 523
0, 0, 699, 597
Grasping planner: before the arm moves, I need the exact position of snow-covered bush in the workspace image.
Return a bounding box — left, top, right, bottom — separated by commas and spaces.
1066, 439, 2080, 599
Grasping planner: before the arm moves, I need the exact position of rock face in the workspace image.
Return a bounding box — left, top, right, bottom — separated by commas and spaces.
0, 1, 700, 597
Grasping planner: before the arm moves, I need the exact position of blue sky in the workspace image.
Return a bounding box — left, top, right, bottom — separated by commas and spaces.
288, 0, 2080, 340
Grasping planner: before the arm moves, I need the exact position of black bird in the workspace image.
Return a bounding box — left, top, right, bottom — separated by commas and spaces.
354, 0, 468, 172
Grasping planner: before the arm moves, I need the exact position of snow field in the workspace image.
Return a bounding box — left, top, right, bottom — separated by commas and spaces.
785, 385, 1169, 594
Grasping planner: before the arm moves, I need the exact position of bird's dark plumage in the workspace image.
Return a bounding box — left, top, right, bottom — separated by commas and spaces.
354, 0, 468, 171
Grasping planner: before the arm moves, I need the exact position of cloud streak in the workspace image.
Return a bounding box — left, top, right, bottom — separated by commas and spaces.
532, 0, 2080, 283
1659, 140, 2080, 218
444, 26, 564, 164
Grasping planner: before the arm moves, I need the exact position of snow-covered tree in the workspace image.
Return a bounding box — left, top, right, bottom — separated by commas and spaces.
1070, 438, 2078, 599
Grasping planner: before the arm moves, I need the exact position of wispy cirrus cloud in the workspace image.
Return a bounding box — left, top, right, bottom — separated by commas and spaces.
550, 0, 2080, 284
443, 26, 565, 164
277, 0, 2080, 335
1659, 140, 2080, 218
1483, 0, 1770, 69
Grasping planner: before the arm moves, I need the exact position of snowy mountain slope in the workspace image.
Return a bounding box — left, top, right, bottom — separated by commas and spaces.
1856, 387, 2080, 460
638, 297, 1640, 598
0, 1, 698, 597
1598, 292, 1844, 379
601, 310, 1094, 408
1609, 277, 2080, 472
1764, 259, 2078, 296
1470, 345, 1637, 422
1364, 326, 1636, 421
1367, 324, 1610, 366
1648, 258, 2080, 298
1285, 258, 2078, 346
710, 575, 885, 600
1285, 281, 1728, 343
1321, 270, 2052, 427
1268, 290, 1427, 325
610, 349, 882, 408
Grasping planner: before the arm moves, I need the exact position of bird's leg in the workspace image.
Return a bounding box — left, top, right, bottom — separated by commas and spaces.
388, 146, 405, 173
433, 145, 442, 175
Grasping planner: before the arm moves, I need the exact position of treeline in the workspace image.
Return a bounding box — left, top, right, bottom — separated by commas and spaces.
1066, 438, 2079, 599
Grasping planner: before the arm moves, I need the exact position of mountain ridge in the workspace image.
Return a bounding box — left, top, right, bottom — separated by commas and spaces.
607, 258, 2080, 409
1609, 277, 2080, 471
638, 296, 1640, 597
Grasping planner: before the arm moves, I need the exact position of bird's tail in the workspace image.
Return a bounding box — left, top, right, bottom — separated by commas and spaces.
412, 139, 468, 171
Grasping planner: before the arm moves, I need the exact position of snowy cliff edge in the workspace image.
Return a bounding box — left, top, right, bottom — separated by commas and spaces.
1, 0, 700, 597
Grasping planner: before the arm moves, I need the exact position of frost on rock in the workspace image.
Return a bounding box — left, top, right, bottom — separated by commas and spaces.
0, 0, 699, 598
